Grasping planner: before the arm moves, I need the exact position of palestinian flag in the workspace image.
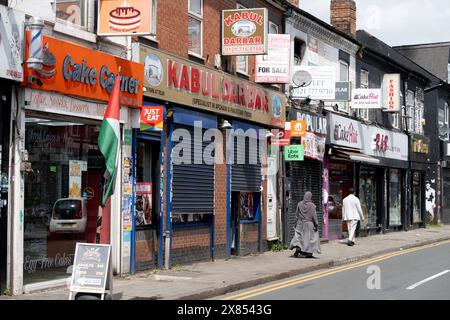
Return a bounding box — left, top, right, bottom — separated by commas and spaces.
98, 75, 121, 206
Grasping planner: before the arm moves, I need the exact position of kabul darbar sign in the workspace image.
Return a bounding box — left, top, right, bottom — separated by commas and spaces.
140, 45, 285, 128
222, 8, 268, 55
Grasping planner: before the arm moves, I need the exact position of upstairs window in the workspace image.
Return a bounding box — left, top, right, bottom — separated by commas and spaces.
357, 69, 369, 120
445, 102, 449, 140
56, 0, 87, 28
188, 0, 203, 57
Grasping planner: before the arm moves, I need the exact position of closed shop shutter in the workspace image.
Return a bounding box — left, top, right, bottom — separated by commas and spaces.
230, 134, 261, 192
285, 159, 323, 245
171, 124, 215, 214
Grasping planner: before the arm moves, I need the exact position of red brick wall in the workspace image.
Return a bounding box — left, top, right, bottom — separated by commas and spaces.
155, 0, 284, 78
330, 0, 356, 38
214, 129, 228, 258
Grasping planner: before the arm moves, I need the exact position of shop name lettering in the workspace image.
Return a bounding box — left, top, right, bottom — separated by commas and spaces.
24, 253, 74, 274
388, 79, 396, 110
334, 123, 358, 144
296, 112, 327, 135
372, 133, 400, 153
62, 55, 140, 95
167, 60, 270, 113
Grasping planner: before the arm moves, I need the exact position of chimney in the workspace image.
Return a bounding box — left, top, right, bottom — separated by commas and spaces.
289, 0, 300, 7
330, 0, 356, 38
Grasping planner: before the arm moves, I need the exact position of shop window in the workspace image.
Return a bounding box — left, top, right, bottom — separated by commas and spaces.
388, 169, 402, 227
412, 171, 422, 223
188, 0, 203, 57
56, 0, 87, 28
359, 166, 377, 229
23, 113, 104, 284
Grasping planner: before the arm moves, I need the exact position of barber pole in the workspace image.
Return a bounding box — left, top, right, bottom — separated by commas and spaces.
26, 17, 45, 70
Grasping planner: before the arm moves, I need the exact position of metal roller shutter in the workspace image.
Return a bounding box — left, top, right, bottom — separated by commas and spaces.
171, 124, 215, 214
286, 159, 323, 245
231, 134, 262, 192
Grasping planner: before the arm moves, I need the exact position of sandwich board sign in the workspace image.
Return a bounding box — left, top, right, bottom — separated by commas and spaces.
69, 243, 112, 299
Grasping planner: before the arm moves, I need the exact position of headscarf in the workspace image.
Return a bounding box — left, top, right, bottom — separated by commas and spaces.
297, 191, 316, 221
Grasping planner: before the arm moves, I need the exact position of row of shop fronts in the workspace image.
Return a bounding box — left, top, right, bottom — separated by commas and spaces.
1, 27, 289, 294
283, 111, 430, 247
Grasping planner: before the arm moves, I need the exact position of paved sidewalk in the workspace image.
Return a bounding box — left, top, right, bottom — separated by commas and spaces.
2, 225, 450, 300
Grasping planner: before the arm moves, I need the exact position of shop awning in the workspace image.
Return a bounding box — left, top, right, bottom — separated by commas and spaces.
331, 147, 380, 165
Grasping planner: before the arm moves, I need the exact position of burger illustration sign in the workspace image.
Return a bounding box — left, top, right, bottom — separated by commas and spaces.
98, 0, 152, 36
222, 8, 268, 56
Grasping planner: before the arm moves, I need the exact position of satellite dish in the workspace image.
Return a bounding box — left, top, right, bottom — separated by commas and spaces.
292, 70, 312, 87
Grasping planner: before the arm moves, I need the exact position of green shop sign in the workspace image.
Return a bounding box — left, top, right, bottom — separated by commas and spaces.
284, 145, 304, 161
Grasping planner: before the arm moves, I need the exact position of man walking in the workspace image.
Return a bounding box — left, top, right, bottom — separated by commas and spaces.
342, 188, 365, 246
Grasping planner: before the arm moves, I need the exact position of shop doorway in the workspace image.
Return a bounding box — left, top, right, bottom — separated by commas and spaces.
134, 135, 161, 271
0, 95, 10, 294
230, 191, 259, 255
328, 162, 354, 240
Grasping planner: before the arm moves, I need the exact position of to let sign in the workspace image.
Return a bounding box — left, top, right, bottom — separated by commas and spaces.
70, 243, 111, 294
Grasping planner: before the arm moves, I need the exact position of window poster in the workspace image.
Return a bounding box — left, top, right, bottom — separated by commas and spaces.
69, 160, 87, 198
136, 182, 152, 226
239, 192, 254, 220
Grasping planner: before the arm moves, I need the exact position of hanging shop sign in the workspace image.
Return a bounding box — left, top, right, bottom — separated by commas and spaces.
412, 136, 430, 155
140, 45, 285, 128
222, 8, 268, 56
255, 34, 290, 83
290, 120, 306, 137
335, 82, 351, 102
284, 145, 304, 161
0, 6, 25, 81
291, 66, 336, 100
328, 113, 362, 150
382, 73, 401, 112
351, 88, 382, 109
271, 122, 291, 146
97, 0, 152, 36
23, 34, 144, 108
302, 133, 326, 162
362, 124, 408, 161
140, 105, 163, 132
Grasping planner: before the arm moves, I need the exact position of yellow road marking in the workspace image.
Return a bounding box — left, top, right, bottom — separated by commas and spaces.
223, 239, 450, 300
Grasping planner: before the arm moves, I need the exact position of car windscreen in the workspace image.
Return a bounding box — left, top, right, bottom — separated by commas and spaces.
53, 200, 82, 220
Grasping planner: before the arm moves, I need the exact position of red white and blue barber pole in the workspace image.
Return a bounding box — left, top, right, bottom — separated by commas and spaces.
26, 17, 45, 70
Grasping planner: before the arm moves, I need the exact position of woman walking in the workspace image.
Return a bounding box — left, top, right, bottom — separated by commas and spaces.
289, 191, 321, 258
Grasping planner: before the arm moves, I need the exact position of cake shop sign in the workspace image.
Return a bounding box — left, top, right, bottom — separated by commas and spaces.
328, 113, 362, 149
24, 34, 144, 108
140, 46, 285, 128
97, 0, 153, 36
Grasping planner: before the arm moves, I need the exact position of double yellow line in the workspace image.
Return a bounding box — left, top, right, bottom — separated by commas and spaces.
223, 239, 450, 300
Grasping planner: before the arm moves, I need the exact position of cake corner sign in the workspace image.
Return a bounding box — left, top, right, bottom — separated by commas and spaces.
98, 0, 152, 36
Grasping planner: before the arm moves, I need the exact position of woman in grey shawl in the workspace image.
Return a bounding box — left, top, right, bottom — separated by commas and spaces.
289, 191, 321, 258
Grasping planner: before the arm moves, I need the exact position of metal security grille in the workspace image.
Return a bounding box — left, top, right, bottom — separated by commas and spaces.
171, 124, 215, 214
230, 135, 261, 192
285, 159, 323, 245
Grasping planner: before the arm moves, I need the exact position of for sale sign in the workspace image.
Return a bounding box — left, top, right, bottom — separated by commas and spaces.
255, 34, 290, 83
222, 8, 268, 56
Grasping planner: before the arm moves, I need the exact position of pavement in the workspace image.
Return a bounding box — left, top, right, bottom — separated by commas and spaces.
1, 224, 450, 300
